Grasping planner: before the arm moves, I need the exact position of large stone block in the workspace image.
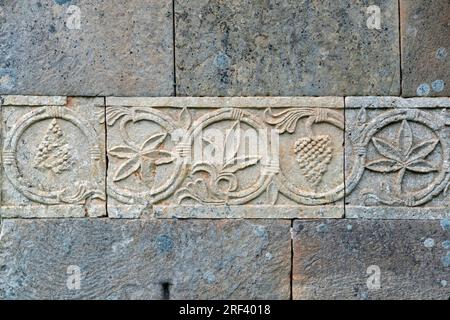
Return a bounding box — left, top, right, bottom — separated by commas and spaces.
400, 0, 450, 97
1, 96, 106, 217
105, 97, 344, 218
292, 219, 450, 300
0, 219, 291, 299
175, 0, 400, 96
345, 97, 450, 219
0, 0, 173, 96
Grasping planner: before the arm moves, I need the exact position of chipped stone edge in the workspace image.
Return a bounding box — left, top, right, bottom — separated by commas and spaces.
0, 95, 67, 106
0, 204, 106, 218
106, 205, 345, 219
106, 96, 345, 108
345, 96, 450, 108
345, 206, 450, 220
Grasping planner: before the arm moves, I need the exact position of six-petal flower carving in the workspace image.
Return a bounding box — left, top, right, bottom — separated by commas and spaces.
366, 120, 439, 190
108, 133, 176, 186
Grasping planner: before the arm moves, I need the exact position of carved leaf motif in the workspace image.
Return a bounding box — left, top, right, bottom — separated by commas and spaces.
178, 107, 192, 130
405, 160, 437, 173
141, 150, 176, 165
264, 108, 314, 134
113, 155, 141, 182
109, 131, 175, 184
398, 120, 413, 157
365, 158, 403, 173
108, 146, 137, 159
366, 120, 441, 193
141, 133, 167, 151
372, 137, 402, 162
224, 121, 241, 163
356, 107, 367, 126
105, 107, 131, 126
216, 173, 238, 192
406, 140, 439, 163
221, 156, 261, 174
266, 181, 279, 205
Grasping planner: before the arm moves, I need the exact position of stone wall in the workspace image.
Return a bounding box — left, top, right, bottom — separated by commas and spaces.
0, 0, 449, 300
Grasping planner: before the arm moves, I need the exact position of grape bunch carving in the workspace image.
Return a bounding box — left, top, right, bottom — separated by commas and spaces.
294, 135, 333, 188
34, 119, 74, 174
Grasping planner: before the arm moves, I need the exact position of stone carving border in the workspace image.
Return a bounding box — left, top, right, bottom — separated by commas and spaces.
346, 108, 450, 207
2, 105, 105, 205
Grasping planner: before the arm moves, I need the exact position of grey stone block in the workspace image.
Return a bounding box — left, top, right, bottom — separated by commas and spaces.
292, 219, 450, 300
1, 96, 106, 218
105, 97, 344, 218
0, 0, 174, 96
175, 0, 400, 96
400, 0, 450, 97
345, 97, 450, 219
0, 219, 291, 299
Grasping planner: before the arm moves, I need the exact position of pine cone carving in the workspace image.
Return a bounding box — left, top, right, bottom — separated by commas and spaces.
34, 119, 74, 174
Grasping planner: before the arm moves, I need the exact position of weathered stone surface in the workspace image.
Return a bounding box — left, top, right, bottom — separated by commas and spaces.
400, 0, 450, 97
1, 96, 106, 217
105, 97, 344, 218
292, 219, 450, 300
175, 0, 400, 96
0, 219, 291, 299
345, 97, 450, 219
0, 0, 173, 96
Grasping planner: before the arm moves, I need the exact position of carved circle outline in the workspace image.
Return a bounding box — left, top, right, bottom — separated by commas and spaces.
273, 109, 345, 205
183, 108, 275, 205
345, 109, 450, 206
2, 106, 103, 205
107, 107, 189, 205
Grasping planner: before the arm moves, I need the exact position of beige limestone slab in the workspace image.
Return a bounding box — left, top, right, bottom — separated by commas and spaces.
1, 96, 106, 218
345, 97, 450, 219
105, 97, 345, 218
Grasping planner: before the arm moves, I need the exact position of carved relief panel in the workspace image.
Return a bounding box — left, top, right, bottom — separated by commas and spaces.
345, 97, 450, 219
105, 97, 344, 218
1, 96, 106, 217
2, 96, 448, 219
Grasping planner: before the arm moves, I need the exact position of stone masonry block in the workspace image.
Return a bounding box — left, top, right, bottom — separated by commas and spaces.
0, 219, 291, 299
345, 97, 450, 219
0, 0, 174, 96
293, 219, 450, 300
175, 0, 400, 96
105, 97, 344, 218
400, 0, 450, 97
1, 96, 106, 218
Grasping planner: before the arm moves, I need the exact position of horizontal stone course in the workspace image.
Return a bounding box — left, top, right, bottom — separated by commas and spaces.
175, 0, 400, 96
2, 96, 450, 219
0, 219, 291, 299
292, 219, 450, 300
105, 97, 345, 218
0, 0, 174, 96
